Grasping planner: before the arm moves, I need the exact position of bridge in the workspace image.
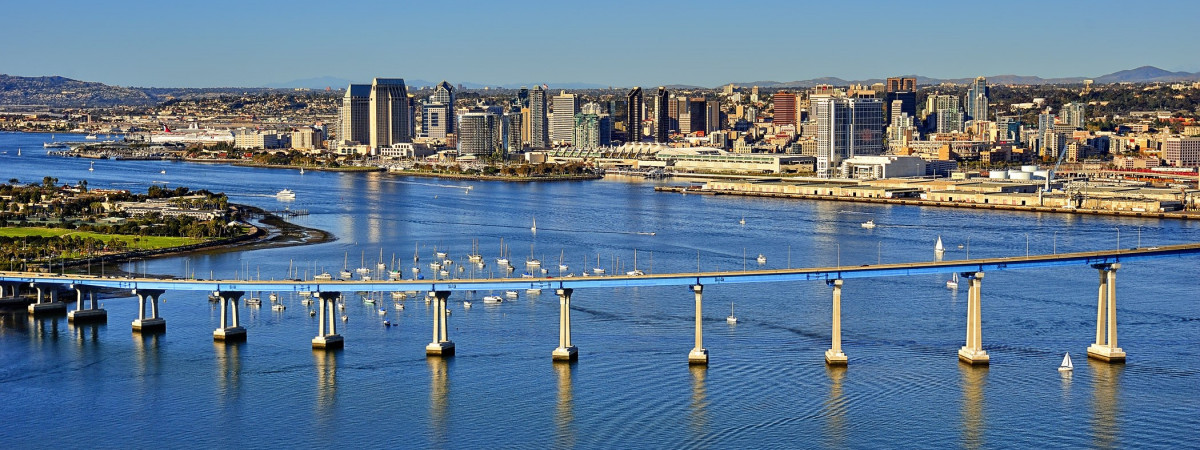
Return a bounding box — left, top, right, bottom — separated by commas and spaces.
4, 243, 1200, 365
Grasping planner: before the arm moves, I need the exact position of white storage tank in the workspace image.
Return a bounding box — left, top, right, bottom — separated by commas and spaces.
1021, 165, 1038, 173
988, 170, 1008, 179
1010, 171, 1033, 180
1033, 170, 1050, 180
1008, 169, 1025, 178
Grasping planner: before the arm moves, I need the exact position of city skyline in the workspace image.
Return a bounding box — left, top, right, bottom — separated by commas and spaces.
3, 0, 1198, 88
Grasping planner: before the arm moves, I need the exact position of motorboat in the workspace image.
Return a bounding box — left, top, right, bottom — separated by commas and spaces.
394, 303, 405, 310
504, 290, 519, 298
246, 297, 262, 306
272, 304, 286, 311
861, 219, 876, 229
757, 254, 767, 264
391, 291, 407, 300
314, 272, 333, 281
483, 296, 503, 304
526, 288, 542, 295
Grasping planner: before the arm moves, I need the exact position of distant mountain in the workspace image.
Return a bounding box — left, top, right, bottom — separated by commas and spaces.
0, 74, 154, 107
1094, 66, 1200, 84
264, 76, 354, 89
725, 66, 1198, 89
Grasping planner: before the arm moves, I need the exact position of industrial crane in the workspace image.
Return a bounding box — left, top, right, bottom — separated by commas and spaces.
1044, 144, 1071, 192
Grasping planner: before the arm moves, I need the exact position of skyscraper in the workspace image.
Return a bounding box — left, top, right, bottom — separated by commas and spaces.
551, 91, 579, 145
517, 87, 529, 109
626, 87, 643, 143
773, 91, 797, 129
369, 78, 412, 148
706, 99, 722, 134
965, 76, 989, 122
339, 84, 371, 144
504, 111, 522, 152
654, 87, 670, 143
457, 112, 501, 157
1061, 102, 1086, 129
924, 94, 963, 133
813, 93, 883, 178
884, 77, 917, 126
431, 81, 456, 133
529, 85, 549, 148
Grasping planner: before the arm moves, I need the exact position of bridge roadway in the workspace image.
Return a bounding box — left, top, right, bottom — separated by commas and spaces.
4, 242, 1200, 364
2, 242, 1199, 293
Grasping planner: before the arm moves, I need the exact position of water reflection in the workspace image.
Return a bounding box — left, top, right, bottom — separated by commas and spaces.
688, 365, 708, 439
823, 365, 847, 449
1089, 359, 1123, 449
214, 341, 244, 405
427, 356, 450, 447
133, 332, 162, 396
313, 350, 339, 414
72, 322, 101, 345
28, 315, 62, 348
959, 364, 987, 450
555, 362, 576, 448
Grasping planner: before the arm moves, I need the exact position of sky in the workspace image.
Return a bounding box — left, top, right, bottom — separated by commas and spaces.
3, 0, 1198, 88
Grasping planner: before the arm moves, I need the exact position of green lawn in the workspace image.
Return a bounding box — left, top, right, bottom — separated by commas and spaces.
0, 227, 203, 250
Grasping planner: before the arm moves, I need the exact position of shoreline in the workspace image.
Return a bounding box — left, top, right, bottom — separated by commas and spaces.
385, 170, 602, 182
657, 186, 1200, 220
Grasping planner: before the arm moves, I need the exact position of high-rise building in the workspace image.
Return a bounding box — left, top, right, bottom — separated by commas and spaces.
573, 112, 611, 148
424, 81, 456, 136
995, 115, 1021, 142
339, 84, 371, 144
924, 94, 962, 133
529, 85, 549, 148
886, 77, 916, 92
773, 91, 797, 129
706, 99, 722, 133
517, 87, 529, 109
551, 91, 578, 145
813, 93, 883, 178
504, 111, 522, 153
884, 77, 917, 126
1061, 102, 1086, 129
626, 87, 644, 143
457, 112, 501, 157
678, 97, 705, 134
421, 102, 452, 139
965, 77, 989, 122
369, 78, 412, 148
654, 87, 670, 143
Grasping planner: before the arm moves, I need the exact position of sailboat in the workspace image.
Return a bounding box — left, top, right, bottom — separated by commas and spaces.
526, 243, 541, 268
727, 302, 738, 323
299, 167, 305, 175
593, 254, 605, 275
413, 242, 420, 263
531, 216, 537, 233
376, 248, 387, 271
1058, 353, 1074, 372
946, 272, 959, 289
739, 215, 745, 225
340, 252, 352, 280
88, 161, 94, 171
626, 249, 644, 276
468, 239, 482, 263
356, 250, 370, 275
496, 238, 510, 266
558, 249, 568, 272
935, 235, 945, 254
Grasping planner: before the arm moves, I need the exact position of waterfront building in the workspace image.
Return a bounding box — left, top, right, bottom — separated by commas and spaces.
234, 129, 287, 150
291, 128, 322, 150
627, 87, 644, 143
551, 91, 578, 145
1163, 137, 1200, 167
965, 77, 989, 122
813, 93, 884, 178
839, 155, 927, 179
457, 112, 502, 157
1061, 102, 1086, 129
369, 78, 412, 148
339, 84, 371, 145
773, 91, 797, 129
529, 85, 549, 148
422, 102, 452, 139
654, 87, 670, 142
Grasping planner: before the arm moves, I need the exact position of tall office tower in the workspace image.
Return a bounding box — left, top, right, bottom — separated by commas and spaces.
368, 78, 412, 148
965, 76, 989, 122
429, 81, 456, 134
1037, 112, 1058, 157
551, 91, 579, 144
654, 87, 670, 142
668, 95, 681, 132
626, 87, 644, 143
339, 84, 371, 144
421, 102, 452, 139
457, 112, 501, 156
751, 85, 760, 102
681, 98, 705, 134
884, 77, 917, 126
924, 94, 962, 133
573, 112, 611, 148
813, 94, 883, 178
1061, 102, 1086, 129
529, 85, 549, 148
773, 91, 797, 128
517, 87, 529, 109
706, 99, 722, 133
503, 111, 522, 153
886, 77, 916, 92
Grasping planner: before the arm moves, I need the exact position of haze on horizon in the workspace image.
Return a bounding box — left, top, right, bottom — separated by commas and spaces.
4, 0, 1197, 88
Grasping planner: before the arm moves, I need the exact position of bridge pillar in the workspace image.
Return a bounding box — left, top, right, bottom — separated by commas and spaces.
27, 283, 67, 315
426, 291, 454, 356
131, 289, 166, 333
553, 288, 577, 361
213, 290, 246, 342
1088, 263, 1125, 362
825, 279, 848, 365
958, 272, 989, 365
68, 284, 107, 323
312, 292, 344, 350
688, 284, 708, 365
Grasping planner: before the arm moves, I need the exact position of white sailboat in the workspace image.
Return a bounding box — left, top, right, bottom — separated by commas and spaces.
468, 239, 482, 263
88, 161, 94, 171
593, 254, 605, 275
1059, 353, 1074, 372
526, 243, 541, 268
531, 216, 537, 233
727, 302, 738, 324
935, 235, 945, 254
739, 215, 745, 225
558, 249, 569, 272
946, 272, 959, 289
496, 238, 509, 266
413, 242, 420, 263
626, 249, 644, 276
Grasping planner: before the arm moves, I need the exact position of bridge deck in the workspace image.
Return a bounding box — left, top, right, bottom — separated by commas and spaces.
3, 243, 1200, 293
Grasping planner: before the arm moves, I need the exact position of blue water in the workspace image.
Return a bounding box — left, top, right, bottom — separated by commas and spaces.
2, 131, 1199, 448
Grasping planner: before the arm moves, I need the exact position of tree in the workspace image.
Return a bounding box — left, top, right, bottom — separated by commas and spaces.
42, 176, 57, 188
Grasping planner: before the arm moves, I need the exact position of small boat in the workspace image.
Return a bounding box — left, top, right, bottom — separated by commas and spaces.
276, 188, 296, 200
483, 296, 503, 304
309, 310, 316, 317
88, 162, 95, 171
268, 293, 279, 302
463, 301, 472, 309
1059, 353, 1074, 372
526, 288, 542, 294
85, 134, 98, 140
504, 290, 519, 298
531, 216, 537, 233
362, 295, 376, 304
861, 219, 876, 229
377, 307, 387, 316
946, 272, 959, 290
412, 267, 421, 274
435, 250, 448, 259
314, 272, 333, 281
272, 304, 286, 311
757, 254, 767, 264
430, 262, 442, 270
394, 303, 405, 310
389, 269, 403, 280
246, 297, 262, 306
341, 315, 348, 322
439, 269, 450, 277
159, 170, 167, 175
43, 141, 67, 149
739, 216, 745, 225
301, 299, 314, 306
727, 302, 738, 324
391, 291, 407, 300
935, 235, 945, 254
340, 270, 352, 280
383, 319, 391, 327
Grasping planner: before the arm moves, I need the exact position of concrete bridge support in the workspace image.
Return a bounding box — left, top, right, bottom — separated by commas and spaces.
131, 289, 166, 333
213, 291, 246, 342
27, 283, 67, 315
68, 284, 107, 323
1088, 263, 1125, 362
312, 292, 344, 350
688, 284, 708, 365
825, 279, 847, 365
552, 288, 577, 361
958, 272, 989, 365
426, 291, 454, 356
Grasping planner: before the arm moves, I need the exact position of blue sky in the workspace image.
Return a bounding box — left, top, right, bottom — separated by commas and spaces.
4, 0, 1198, 88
